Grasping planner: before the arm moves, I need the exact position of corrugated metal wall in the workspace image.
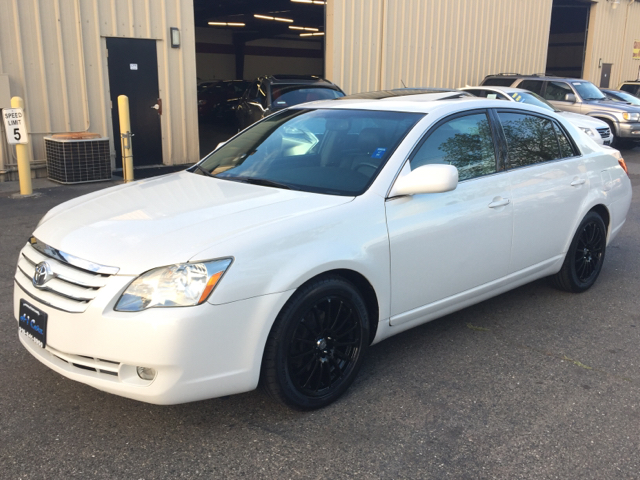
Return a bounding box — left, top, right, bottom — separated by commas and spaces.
0, 0, 198, 174
326, 0, 554, 94
584, 0, 640, 87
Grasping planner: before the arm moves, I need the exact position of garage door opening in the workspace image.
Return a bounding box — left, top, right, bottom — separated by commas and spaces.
193, 0, 326, 157
545, 0, 590, 78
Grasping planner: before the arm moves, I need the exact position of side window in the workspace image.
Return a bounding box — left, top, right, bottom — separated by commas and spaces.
517, 80, 544, 95
410, 113, 497, 181
544, 81, 573, 101
553, 123, 577, 158
497, 112, 561, 167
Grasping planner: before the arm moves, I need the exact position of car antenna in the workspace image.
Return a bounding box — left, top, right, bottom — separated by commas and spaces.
401, 79, 407, 88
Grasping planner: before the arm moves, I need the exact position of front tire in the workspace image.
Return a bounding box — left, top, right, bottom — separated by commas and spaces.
551, 211, 607, 293
261, 275, 370, 410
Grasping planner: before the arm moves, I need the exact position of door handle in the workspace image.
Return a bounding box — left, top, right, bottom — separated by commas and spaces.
570, 178, 586, 187
151, 98, 162, 115
488, 198, 510, 208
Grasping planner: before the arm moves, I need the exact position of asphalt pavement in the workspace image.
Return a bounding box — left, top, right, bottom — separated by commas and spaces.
1, 146, 639, 479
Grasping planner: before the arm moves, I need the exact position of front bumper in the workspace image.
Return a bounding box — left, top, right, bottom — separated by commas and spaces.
617, 122, 640, 139
14, 278, 292, 405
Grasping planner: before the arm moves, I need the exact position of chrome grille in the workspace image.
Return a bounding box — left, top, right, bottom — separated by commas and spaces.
597, 127, 611, 139
15, 241, 116, 313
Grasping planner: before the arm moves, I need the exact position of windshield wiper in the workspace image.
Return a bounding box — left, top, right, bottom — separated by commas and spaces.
583, 97, 606, 101
192, 164, 216, 178
243, 177, 295, 190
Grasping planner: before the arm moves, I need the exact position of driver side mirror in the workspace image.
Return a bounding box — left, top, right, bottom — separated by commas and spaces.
564, 93, 577, 103
389, 164, 458, 197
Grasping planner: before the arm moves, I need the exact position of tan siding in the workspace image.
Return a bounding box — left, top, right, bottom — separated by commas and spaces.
585, 1, 640, 87
0, 0, 198, 174
327, 0, 553, 94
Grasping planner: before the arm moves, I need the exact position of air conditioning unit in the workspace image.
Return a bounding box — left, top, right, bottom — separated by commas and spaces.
44, 133, 111, 184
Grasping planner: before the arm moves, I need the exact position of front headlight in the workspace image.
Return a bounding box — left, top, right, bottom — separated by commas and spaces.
115, 258, 232, 312
579, 127, 596, 137
622, 112, 640, 122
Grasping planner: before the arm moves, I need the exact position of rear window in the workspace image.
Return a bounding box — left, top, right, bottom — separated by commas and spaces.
619, 84, 640, 96
481, 77, 516, 87
271, 86, 344, 109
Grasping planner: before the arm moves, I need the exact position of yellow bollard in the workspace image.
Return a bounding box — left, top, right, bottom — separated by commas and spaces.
117, 95, 134, 182
11, 96, 32, 195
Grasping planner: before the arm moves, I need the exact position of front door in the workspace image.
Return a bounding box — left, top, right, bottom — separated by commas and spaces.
106, 38, 162, 168
386, 111, 513, 326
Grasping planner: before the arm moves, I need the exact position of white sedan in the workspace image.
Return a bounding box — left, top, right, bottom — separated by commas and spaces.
460, 86, 615, 146
14, 94, 632, 410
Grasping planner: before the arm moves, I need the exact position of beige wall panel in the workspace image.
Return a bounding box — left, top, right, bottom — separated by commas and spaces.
326, 0, 384, 93
0, 0, 198, 173
583, 1, 640, 87
327, 0, 553, 95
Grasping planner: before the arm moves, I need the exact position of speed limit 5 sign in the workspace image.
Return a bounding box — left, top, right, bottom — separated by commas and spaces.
2, 107, 28, 145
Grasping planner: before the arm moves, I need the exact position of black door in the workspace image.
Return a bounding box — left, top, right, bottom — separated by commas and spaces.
600, 63, 612, 88
106, 38, 162, 168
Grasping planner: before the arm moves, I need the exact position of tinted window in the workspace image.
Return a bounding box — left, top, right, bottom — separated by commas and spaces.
197, 109, 423, 196
553, 123, 576, 158
619, 84, 640, 96
482, 78, 517, 87
517, 80, 544, 95
411, 113, 497, 181
544, 82, 573, 101
497, 112, 561, 167
270, 86, 344, 110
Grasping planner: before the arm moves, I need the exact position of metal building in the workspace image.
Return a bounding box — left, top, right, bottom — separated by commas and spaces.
1, 0, 639, 182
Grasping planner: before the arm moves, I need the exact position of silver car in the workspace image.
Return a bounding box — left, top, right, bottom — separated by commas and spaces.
480, 74, 640, 148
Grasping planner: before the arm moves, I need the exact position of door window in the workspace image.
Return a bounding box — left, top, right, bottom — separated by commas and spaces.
544, 81, 573, 101
497, 112, 562, 167
553, 123, 577, 158
410, 113, 497, 181
517, 80, 544, 95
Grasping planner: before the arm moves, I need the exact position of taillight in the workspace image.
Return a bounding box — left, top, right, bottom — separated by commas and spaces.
618, 157, 629, 175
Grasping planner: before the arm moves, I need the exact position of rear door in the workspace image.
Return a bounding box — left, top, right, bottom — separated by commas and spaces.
496, 110, 588, 273
386, 110, 513, 325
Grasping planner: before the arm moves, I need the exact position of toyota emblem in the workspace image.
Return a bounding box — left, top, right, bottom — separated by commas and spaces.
33, 261, 53, 287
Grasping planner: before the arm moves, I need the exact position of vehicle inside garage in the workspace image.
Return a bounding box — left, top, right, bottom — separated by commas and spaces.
192, 0, 327, 156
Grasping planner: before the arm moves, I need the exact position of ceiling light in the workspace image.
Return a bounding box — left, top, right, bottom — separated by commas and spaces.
291, 0, 327, 4
289, 26, 319, 31
254, 14, 294, 23
208, 21, 245, 27
300, 32, 324, 36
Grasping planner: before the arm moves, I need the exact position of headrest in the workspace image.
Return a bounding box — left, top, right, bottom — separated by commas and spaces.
358, 128, 386, 153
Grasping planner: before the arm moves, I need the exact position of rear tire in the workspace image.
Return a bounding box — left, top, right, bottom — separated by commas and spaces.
551, 211, 607, 293
261, 275, 369, 410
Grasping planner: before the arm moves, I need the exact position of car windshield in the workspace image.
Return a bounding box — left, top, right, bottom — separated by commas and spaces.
194, 108, 423, 196
271, 86, 345, 110
507, 91, 556, 111
606, 90, 640, 105
571, 81, 606, 100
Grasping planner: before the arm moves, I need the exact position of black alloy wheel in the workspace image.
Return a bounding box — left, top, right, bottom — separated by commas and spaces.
552, 211, 607, 293
261, 276, 369, 410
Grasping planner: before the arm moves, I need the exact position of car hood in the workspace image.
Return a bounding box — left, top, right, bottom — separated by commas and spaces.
34, 171, 353, 275
583, 99, 640, 113
557, 111, 608, 129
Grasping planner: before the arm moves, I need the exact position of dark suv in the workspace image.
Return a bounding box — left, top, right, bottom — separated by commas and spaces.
480, 74, 640, 147
235, 75, 344, 130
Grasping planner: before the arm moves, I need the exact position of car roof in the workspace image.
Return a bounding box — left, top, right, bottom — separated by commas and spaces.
461, 86, 532, 95
483, 73, 587, 83
261, 75, 334, 86
292, 95, 561, 117
340, 88, 465, 100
